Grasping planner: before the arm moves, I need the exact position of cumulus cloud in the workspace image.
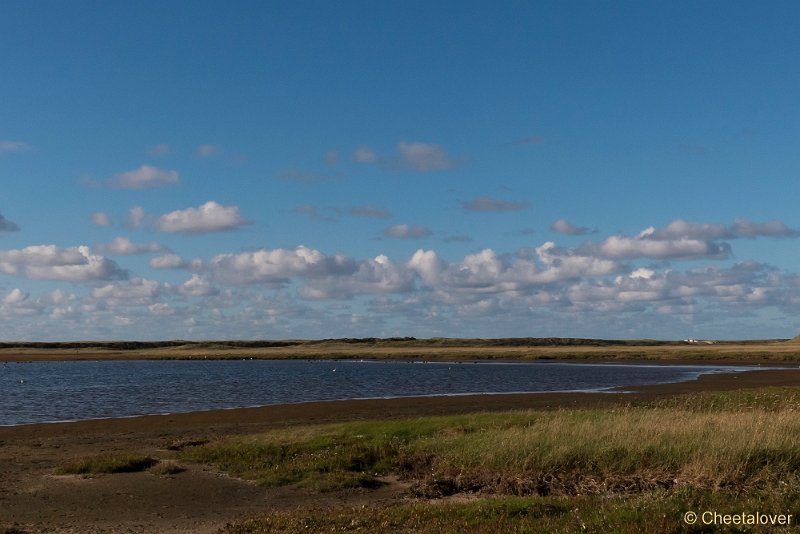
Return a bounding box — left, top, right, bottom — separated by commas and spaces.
407, 245, 618, 294
177, 274, 218, 296
588, 235, 731, 260
209, 245, 355, 284
91, 212, 112, 227
350, 206, 391, 219
563, 218, 798, 262
728, 219, 800, 238
150, 253, 188, 269
551, 218, 591, 235
463, 196, 528, 212
107, 165, 179, 189
0, 245, 126, 281
0, 214, 20, 232
92, 278, 161, 305
0, 140, 29, 154
643, 218, 800, 241
396, 142, 457, 172
3, 288, 28, 305
5, 213, 799, 340
95, 237, 168, 256
299, 255, 414, 299
155, 201, 247, 234
384, 224, 433, 239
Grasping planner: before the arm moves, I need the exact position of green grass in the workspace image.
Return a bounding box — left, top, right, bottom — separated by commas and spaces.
182, 387, 800, 496
220, 490, 799, 533
183, 387, 800, 532
55, 453, 158, 475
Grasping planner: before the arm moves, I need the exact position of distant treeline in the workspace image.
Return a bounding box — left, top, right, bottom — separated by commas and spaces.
0, 337, 788, 350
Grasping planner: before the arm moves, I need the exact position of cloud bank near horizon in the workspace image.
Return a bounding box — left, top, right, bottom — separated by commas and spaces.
2, 217, 800, 341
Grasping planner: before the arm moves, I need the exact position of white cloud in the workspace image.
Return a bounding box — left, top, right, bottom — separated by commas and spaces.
108, 165, 179, 189
149, 303, 175, 316
178, 274, 218, 296
408, 249, 444, 286
150, 253, 188, 269
551, 218, 591, 236
210, 245, 355, 284
3, 288, 28, 305
384, 224, 433, 239
48, 289, 75, 305
0, 245, 126, 281
95, 237, 168, 256
91, 212, 112, 227
646, 218, 800, 241
155, 201, 247, 234
463, 196, 528, 212
92, 278, 161, 305
592, 235, 731, 260
4, 213, 799, 340
299, 255, 414, 299
397, 142, 457, 172
408, 245, 617, 295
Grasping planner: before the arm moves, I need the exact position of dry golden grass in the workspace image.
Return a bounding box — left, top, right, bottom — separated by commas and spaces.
181, 387, 800, 497
4, 338, 800, 362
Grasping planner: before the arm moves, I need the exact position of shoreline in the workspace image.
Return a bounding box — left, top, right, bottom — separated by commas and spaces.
2, 367, 799, 440
0, 360, 788, 429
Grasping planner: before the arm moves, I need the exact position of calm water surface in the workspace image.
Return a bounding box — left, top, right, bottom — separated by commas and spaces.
0, 359, 763, 425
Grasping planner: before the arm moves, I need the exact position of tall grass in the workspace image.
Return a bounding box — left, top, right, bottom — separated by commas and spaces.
182, 387, 800, 496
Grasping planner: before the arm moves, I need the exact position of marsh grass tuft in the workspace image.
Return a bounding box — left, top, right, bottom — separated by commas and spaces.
55, 453, 158, 475
149, 460, 185, 475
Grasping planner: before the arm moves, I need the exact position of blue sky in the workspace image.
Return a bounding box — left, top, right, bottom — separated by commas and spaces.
1, 1, 800, 340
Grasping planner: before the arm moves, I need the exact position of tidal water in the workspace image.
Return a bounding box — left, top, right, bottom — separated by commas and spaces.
0, 359, 762, 426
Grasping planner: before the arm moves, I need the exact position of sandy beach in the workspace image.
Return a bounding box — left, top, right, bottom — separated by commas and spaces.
2, 366, 800, 533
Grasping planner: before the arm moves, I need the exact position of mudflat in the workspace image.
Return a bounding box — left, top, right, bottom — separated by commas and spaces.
2, 366, 800, 533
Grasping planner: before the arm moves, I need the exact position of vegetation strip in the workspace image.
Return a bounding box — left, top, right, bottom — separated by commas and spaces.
175, 387, 800, 532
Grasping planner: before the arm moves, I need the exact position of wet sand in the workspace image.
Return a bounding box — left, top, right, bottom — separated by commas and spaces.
2, 367, 800, 533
